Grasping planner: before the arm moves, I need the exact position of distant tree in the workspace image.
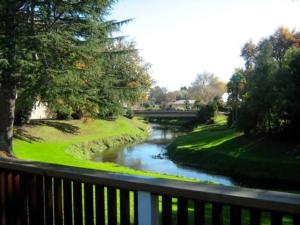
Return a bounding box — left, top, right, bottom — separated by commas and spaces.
227, 69, 246, 126
269, 27, 299, 65
275, 47, 300, 135
241, 40, 257, 71
188, 72, 225, 104
231, 27, 300, 136
196, 103, 217, 124
166, 91, 177, 103
180, 86, 188, 91
149, 86, 168, 105
212, 96, 226, 112
239, 40, 279, 134
98, 42, 152, 119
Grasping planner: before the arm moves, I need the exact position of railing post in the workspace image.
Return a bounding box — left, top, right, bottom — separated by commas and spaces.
137, 191, 159, 225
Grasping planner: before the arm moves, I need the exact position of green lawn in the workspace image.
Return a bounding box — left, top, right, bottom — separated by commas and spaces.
167, 115, 300, 190
13, 117, 191, 181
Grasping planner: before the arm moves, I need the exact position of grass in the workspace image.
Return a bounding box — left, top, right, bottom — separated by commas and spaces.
13, 117, 192, 181
167, 115, 300, 190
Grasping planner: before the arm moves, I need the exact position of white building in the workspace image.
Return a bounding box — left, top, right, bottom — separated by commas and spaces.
29, 101, 52, 120
167, 100, 196, 110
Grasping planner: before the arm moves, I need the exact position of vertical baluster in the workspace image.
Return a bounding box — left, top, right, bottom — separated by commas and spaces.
0, 171, 7, 225
24, 174, 30, 225
271, 212, 282, 225
95, 185, 105, 225
107, 187, 117, 225
250, 209, 261, 225
120, 189, 130, 225
162, 195, 172, 225
7, 172, 14, 225
73, 181, 83, 225
28, 175, 44, 225
54, 178, 63, 225
212, 203, 223, 225
194, 200, 205, 225
84, 183, 94, 225
137, 191, 159, 225
45, 177, 53, 225
63, 180, 72, 225
14, 173, 26, 225
177, 198, 188, 225
230, 206, 241, 225
134, 191, 139, 225
293, 215, 300, 225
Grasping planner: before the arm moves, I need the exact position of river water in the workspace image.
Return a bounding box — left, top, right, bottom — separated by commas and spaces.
92, 124, 234, 186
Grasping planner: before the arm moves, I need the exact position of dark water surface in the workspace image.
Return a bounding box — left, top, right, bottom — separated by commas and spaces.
92, 124, 234, 186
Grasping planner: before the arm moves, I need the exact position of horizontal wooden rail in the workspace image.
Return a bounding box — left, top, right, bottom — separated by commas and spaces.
0, 158, 299, 225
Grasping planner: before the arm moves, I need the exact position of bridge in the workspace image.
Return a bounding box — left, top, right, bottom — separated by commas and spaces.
0, 158, 299, 225
133, 110, 198, 118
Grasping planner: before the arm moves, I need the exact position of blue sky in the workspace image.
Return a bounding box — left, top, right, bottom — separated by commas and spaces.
109, 0, 300, 91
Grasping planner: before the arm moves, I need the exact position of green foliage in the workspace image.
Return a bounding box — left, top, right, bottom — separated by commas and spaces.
149, 86, 168, 105
124, 108, 134, 119
196, 103, 217, 124
187, 72, 225, 104
0, 1, 152, 151
98, 42, 152, 119
241, 40, 257, 70
14, 89, 36, 125
212, 96, 226, 112
228, 27, 300, 137
227, 69, 246, 126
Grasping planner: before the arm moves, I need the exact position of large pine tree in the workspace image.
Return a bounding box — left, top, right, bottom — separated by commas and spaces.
0, 0, 115, 153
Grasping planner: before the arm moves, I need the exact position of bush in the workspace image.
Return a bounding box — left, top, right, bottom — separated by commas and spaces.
124, 108, 134, 119
14, 93, 35, 125
71, 109, 83, 120
196, 103, 217, 124
56, 111, 72, 120
236, 104, 258, 135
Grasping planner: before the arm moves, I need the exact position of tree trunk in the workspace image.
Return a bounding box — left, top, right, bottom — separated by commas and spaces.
0, 82, 17, 154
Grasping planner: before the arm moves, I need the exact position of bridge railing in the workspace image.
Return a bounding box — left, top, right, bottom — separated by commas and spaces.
0, 158, 299, 225
133, 110, 198, 118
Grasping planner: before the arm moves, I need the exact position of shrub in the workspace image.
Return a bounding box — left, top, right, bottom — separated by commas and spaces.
196, 103, 217, 124
124, 108, 134, 119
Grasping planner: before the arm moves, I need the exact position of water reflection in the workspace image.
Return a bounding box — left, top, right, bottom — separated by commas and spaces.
92, 124, 234, 186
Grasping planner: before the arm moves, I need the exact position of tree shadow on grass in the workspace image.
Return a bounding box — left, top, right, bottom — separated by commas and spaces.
14, 120, 80, 143
30, 120, 80, 134
14, 128, 44, 143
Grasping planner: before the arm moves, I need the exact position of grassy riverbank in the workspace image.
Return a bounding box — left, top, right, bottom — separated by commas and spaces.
167, 115, 300, 190
12, 117, 192, 181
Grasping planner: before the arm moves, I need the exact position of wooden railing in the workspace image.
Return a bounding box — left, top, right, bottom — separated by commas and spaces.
0, 159, 299, 225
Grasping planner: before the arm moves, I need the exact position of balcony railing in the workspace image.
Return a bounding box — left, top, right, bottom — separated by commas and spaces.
0, 158, 299, 225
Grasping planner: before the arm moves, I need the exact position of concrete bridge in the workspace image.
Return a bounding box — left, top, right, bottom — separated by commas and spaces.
133, 110, 198, 118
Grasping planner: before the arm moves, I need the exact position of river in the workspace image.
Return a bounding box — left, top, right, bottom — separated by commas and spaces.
92, 123, 234, 186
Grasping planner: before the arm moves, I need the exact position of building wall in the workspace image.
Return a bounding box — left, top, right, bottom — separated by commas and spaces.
30, 102, 51, 120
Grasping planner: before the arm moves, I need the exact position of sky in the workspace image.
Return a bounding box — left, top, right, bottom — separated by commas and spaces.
109, 0, 300, 91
